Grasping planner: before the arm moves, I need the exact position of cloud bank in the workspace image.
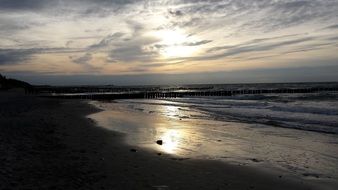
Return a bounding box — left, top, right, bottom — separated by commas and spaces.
0, 0, 338, 84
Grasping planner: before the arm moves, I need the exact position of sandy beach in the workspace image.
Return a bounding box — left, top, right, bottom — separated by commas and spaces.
0, 93, 333, 190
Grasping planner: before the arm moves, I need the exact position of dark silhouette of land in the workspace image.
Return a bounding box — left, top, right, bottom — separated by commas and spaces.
0, 74, 32, 90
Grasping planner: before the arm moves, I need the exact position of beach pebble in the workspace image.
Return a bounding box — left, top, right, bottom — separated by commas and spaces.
249, 158, 262, 163
156, 140, 163, 145
80, 149, 86, 153
130, 148, 137, 152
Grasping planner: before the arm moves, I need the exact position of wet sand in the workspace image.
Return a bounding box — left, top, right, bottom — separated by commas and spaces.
0, 93, 330, 189
88, 99, 338, 186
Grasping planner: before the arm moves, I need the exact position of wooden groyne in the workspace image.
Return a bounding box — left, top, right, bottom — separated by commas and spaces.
41, 87, 338, 100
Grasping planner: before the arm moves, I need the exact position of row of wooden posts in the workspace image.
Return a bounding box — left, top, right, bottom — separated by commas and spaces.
43, 87, 338, 100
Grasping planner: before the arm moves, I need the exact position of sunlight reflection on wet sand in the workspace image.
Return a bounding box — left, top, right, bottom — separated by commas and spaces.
160, 129, 180, 154
88, 102, 208, 157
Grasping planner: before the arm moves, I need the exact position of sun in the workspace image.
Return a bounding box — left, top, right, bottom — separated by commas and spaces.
155, 29, 197, 58
162, 45, 196, 58
159, 30, 186, 44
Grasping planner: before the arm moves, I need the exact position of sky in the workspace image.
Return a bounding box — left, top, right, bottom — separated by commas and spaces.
0, 0, 338, 85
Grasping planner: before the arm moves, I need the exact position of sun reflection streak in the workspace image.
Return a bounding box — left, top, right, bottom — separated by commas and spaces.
163, 105, 178, 118
157, 105, 184, 154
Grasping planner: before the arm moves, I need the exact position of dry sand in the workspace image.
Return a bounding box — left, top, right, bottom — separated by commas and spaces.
0, 92, 327, 189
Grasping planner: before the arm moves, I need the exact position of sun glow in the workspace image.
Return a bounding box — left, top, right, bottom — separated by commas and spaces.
162, 46, 196, 58
159, 30, 186, 44
155, 29, 197, 58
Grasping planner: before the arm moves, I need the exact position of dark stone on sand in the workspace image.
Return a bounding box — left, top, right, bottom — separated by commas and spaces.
157, 153, 162, 156
130, 148, 137, 152
302, 173, 320, 178
80, 149, 86, 153
46, 129, 54, 134
250, 158, 262, 163
156, 140, 163, 145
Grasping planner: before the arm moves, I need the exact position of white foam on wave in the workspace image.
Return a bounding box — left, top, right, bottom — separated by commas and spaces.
122, 93, 338, 134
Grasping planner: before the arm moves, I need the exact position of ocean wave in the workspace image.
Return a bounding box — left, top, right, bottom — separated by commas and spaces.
122, 93, 338, 134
